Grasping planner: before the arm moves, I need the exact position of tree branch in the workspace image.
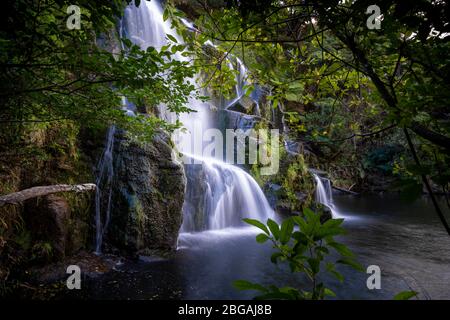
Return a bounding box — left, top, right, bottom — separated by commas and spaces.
409, 121, 450, 151
0, 184, 96, 207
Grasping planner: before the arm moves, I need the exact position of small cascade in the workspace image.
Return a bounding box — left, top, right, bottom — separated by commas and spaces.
225, 56, 249, 110
94, 125, 116, 254
312, 173, 340, 218
235, 57, 247, 98
202, 40, 260, 115
181, 154, 274, 232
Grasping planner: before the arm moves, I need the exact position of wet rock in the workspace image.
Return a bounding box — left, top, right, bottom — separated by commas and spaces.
275, 199, 293, 216
320, 205, 333, 223
264, 183, 309, 217
27, 251, 117, 284
310, 203, 333, 223
182, 163, 208, 231
268, 183, 282, 192
264, 183, 282, 208
227, 96, 259, 116
108, 131, 186, 255
227, 102, 248, 114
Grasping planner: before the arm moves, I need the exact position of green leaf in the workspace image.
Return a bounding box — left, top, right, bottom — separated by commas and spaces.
272, 97, 278, 109
233, 280, 268, 292
302, 208, 320, 235
315, 246, 329, 255
393, 291, 418, 300
267, 219, 280, 240
326, 262, 344, 282
288, 82, 304, 90
166, 34, 178, 43
336, 258, 364, 272
315, 226, 345, 239
279, 218, 294, 244
122, 38, 132, 48
292, 216, 308, 233
270, 252, 283, 264
307, 258, 320, 274
243, 218, 269, 235
285, 92, 302, 102
163, 8, 169, 21
292, 231, 308, 245
324, 288, 336, 297
322, 218, 344, 229
303, 207, 317, 221
256, 233, 270, 243
328, 241, 354, 257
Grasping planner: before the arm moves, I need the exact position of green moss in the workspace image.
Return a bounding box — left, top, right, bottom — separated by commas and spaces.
282, 155, 314, 210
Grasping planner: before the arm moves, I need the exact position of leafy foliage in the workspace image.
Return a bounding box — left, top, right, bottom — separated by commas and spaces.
190, 0, 450, 225
0, 0, 201, 296
236, 208, 363, 299
0, 0, 198, 143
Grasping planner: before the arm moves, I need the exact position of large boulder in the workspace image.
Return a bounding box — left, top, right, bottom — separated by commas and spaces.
24, 192, 91, 263
25, 195, 70, 261
107, 131, 186, 255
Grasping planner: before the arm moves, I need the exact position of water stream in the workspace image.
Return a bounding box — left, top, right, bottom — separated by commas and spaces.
313, 173, 341, 218
94, 125, 116, 254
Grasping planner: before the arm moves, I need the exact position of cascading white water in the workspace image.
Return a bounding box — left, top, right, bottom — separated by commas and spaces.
225, 56, 249, 109
181, 154, 273, 232
235, 57, 247, 98
95, 125, 116, 254
122, 0, 179, 51
120, 0, 274, 233
313, 173, 340, 218
122, 0, 188, 124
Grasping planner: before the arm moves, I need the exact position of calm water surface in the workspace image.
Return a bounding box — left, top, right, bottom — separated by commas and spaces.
81, 195, 450, 300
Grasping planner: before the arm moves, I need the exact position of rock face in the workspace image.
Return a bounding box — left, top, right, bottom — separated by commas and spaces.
25, 195, 70, 261
181, 163, 207, 232
24, 193, 91, 262
107, 131, 186, 255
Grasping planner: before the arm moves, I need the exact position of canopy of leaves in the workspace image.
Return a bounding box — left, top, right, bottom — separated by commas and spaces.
0, 0, 198, 143
184, 0, 450, 201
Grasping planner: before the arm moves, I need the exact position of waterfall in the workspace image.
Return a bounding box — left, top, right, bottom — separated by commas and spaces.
313, 173, 340, 218
122, 0, 179, 51
235, 57, 247, 98
181, 154, 273, 232
225, 56, 249, 109
94, 125, 116, 254
119, 0, 274, 233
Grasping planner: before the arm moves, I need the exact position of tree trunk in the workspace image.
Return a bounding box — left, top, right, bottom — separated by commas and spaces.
0, 183, 96, 207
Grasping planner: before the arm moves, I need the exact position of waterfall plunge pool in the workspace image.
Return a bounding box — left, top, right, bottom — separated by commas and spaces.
74, 194, 450, 300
